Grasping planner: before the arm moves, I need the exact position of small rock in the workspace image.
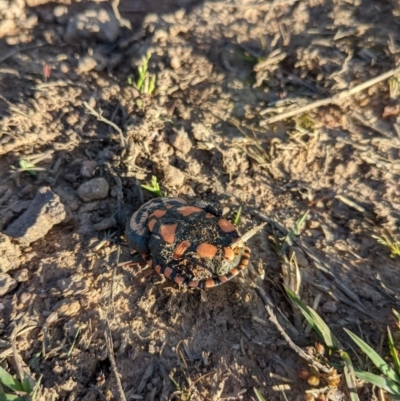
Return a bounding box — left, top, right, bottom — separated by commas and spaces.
46, 311, 58, 324
169, 128, 192, 154
0, 233, 21, 272
54, 5, 68, 24
93, 216, 117, 231
170, 56, 181, 70
0, 273, 17, 296
163, 165, 185, 188
0, 20, 16, 39
57, 275, 87, 295
64, 7, 120, 43
321, 301, 337, 313
80, 160, 97, 178
77, 56, 97, 73
78, 178, 109, 202
13, 268, 29, 282
53, 299, 81, 317
5, 187, 67, 245
20, 292, 32, 303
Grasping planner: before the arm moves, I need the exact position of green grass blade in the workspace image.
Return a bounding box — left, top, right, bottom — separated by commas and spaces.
253, 388, 266, 401
353, 369, 400, 395
284, 210, 309, 245
149, 75, 156, 94
0, 367, 23, 392
19, 159, 38, 176
30, 374, 42, 401
340, 351, 360, 401
393, 309, 400, 324
344, 328, 400, 384
21, 378, 30, 394
285, 286, 339, 349
233, 206, 242, 226
388, 326, 400, 377
141, 176, 163, 197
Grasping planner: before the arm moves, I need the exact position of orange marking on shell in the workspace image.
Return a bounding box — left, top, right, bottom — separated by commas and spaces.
149, 209, 167, 219
148, 219, 157, 232
159, 223, 178, 244
164, 267, 173, 278
218, 275, 229, 283
173, 240, 191, 259
224, 247, 234, 261
196, 243, 218, 258
218, 219, 236, 233
205, 213, 214, 218
178, 206, 203, 216
174, 275, 185, 285
205, 279, 215, 288
229, 269, 239, 276
154, 265, 161, 274
189, 281, 200, 288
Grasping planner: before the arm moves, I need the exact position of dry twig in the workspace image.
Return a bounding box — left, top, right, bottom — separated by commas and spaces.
83, 102, 126, 146
262, 66, 400, 122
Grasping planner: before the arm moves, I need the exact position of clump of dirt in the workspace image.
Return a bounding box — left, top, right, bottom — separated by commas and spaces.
1, 0, 400, 400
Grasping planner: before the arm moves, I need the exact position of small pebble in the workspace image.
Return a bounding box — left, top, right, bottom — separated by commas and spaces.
13, 268, 29, 282
77, 56, 97, 73
170, 56, 181, 70
80, 160, 97, 178
0, 274, 17, 296
77, 177, 109, 202
46, 311, 58, 324
321, 301, 337, 313
20, 292, 32, 303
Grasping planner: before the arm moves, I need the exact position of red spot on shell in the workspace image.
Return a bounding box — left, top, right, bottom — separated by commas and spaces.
154, 265, 161, 274
149, 209, 167, 218
224, 247, 234, 261
218, 275, 229, 283
189, 281, 199, 288
174, 276, 185, 285
159, 223, 178, 244
173, 240, 191, 259
205, 213, 214, 218
205, 279, 215, 288
164, 267, 173, 278
148, 219, 157, 232
178, 206, 203, 216
196, 243, 217, 258
218, 219, 236, 233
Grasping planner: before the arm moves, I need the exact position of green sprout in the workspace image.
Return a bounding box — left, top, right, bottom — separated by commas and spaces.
141, 176, 163, 197
372, 233, 400, 258
135, 52, 157, 95
0, 366, 42, 401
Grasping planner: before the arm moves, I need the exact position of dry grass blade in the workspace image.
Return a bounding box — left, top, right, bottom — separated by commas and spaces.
263, 66, 400, 123
231, 222, 266, 249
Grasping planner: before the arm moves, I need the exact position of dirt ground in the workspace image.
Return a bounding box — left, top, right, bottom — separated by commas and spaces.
1, 0, 400, 400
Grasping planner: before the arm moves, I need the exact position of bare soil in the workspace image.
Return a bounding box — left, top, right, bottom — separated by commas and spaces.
1, 0, 400, 400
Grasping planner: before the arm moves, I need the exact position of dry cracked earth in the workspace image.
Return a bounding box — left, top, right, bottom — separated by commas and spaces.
1, 0, 400, 400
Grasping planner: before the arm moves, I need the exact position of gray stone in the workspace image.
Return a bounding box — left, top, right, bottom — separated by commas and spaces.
0, 233, 21, 272
64, 7, 120, 43
321, 301, 337, 313
77, 56, 97, 73
169, 128, 192, 154
13, 268, 29, 282
0, 273, 17, 296
163, 165, 185, 188
5, 187, 67, 245
78, 177, 109, 202
80, 160, 97, 178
